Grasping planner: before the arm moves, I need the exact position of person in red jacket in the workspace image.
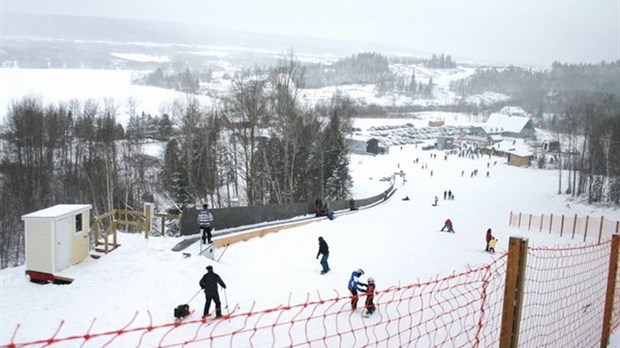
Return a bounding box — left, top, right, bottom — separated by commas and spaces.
485, 228, 493, 251
364, 277, 376, 317
440, 218, 454, 233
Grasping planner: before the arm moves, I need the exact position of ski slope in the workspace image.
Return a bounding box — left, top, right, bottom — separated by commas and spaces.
1, 125, 619, 346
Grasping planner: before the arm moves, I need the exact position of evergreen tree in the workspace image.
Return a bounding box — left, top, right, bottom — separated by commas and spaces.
158, 113, 174, 140
409, 72, 417, 96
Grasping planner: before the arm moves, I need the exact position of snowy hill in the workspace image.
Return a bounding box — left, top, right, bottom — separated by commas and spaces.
1, 114, 618, 346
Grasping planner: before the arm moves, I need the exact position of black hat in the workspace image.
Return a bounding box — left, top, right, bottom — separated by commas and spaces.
203, 204, 208, 209
206, 265, 213, 271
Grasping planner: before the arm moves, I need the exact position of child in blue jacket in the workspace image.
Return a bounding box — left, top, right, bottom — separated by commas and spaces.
348, 268, 367, 310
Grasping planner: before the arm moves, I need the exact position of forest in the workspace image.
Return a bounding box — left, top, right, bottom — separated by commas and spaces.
0, 55, 354, 268
451, 61, 620, 115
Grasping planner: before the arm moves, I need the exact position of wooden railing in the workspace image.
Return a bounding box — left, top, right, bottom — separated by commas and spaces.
90, 206, 181, 254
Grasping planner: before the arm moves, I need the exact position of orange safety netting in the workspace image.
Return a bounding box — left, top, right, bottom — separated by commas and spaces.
5, 238, 620, 347
4, 258, 507, 348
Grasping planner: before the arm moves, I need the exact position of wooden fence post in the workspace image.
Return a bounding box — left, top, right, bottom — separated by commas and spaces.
584, 216, 590, 242
600, 235, 620, 347
549, 214, 553, 233
560, 215, 565, 237
572, 214, 578, 240
616, 221, 619, 235
509, 211, 512, 226
500, 236, 528, 348
597, 216, 604, 243
528, 214, 532, 230
539, 214, 544, 232
518, 213, 522, 228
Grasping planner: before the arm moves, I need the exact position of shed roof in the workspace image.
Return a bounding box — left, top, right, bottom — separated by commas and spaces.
22, 204, 92, 221
506, 148, 533, 157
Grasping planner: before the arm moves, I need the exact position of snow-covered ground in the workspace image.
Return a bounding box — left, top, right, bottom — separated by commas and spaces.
0, 65, 510, 128
1, 114, 618, 346
0, 68, 214, 125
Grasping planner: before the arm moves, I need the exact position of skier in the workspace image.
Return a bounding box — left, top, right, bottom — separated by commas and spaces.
316, 237, 330, 274
485, 228, 493, 252
433, 196, 438, 206
199, 265, 226, 318
197, 204, 214, 244
488, 238, 498, 253
440, 218, 454, 233
363, 277, 376, 317
348, 268, 367, 310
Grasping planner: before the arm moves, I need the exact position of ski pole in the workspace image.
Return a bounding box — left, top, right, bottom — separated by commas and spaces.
223, 288, 229, 315
188, 289, 202, 304
216, 243, 230, 262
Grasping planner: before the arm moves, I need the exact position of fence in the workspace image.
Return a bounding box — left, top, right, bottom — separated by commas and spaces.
4, 236, 619, 347
509, 211, 620, 243
91, 206, 180, 254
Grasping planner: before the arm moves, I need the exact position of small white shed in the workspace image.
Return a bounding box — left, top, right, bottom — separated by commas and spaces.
22, 204, 92, 277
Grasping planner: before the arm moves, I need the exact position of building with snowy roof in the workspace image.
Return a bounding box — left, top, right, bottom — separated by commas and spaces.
346, 136, 389, 155
506, 148, 533, 167
22, 204, 92, 283
484, 112, 535, 139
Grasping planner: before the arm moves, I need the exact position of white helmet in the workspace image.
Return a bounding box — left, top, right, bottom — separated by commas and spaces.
357, 268, 364, 275
368, 277, 375, 284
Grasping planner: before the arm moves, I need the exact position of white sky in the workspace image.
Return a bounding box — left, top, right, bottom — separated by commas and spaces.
1, 114, 619, 346
2, 0, 618, 66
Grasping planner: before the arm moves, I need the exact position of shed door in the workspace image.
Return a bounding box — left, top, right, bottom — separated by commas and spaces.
55, 218, 71, 271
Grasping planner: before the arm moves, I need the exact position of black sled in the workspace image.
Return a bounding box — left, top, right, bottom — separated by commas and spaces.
174, 304, 191, 319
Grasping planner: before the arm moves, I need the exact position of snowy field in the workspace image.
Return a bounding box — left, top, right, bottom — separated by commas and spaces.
1, 117, 619, 346
0, 68, 214, 125
0, 66, 510, 128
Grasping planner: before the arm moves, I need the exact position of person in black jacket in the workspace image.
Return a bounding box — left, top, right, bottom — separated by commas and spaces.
316, 237, 330, 274
199, 265, 227, 318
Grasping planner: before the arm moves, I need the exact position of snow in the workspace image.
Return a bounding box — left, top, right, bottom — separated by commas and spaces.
1, 116, 619, 346
21, 204, 92, 220
110, 53, 171, 63
0, 68, 214, 126
1, 65, 511, 130
485, 112, 532, 134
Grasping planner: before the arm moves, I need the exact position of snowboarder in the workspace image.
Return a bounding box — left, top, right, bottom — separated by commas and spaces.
199, 265, 226, 318
433, 196, 438, 206
485, 228, 493, 252
443, 191, 447, 200
440, 218, 454, 233
316, 237, 330, 274
363, 277, 376, 317
348, 269, 367, 310
488, 238, 498, 253
197, 204, 214, 244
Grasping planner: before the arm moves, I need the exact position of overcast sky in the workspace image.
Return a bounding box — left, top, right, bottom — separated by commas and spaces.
1, 0, 618, 66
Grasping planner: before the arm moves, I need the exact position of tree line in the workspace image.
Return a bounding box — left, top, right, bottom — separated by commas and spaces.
0, 54, 353, 268
549, 94, 620, 205
450, 61, 620, 116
